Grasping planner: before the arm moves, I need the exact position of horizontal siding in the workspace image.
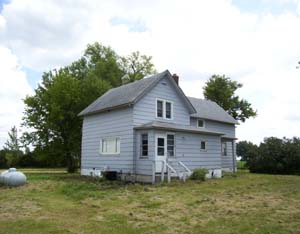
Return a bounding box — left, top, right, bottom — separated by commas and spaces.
81, 107, 134, 173
190, 118, 235, 138
174, 132, 222, 170
221, 141, 235, 169
133, 77, 190, 126
135, 130, 228, 174
135, 130, 155, 176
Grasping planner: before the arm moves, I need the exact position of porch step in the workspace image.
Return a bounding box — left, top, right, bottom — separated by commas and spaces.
153, 159, 192, 183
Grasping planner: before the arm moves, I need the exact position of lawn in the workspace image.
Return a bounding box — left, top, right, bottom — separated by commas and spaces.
0, 169, 299, 234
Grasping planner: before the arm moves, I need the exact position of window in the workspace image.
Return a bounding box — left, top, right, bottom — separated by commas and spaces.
197, 119, 205, 128
200, 141, 206, 150
157, 137, 165, 156
100, 137, 120, 154
166, 102, 172, 119
222, 142, 227, 156
167, 134, 175, 157
157, 100, 163, 118
156, 99, 173, 119
141, 134, 148, 157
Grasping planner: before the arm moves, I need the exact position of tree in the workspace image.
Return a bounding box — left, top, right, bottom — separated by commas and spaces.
23, 69, 110, 172
0, 149, 8, 168
120, 51, 156, 83
236, 141, 258, 162
3, 126, 23, 167
248, 137, 300, 175
203, 75, 257, 122
22, 42, 156, 172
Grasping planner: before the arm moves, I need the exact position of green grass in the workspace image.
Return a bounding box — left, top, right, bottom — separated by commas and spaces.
237, 160, 247, 169
0, 169, 300, 234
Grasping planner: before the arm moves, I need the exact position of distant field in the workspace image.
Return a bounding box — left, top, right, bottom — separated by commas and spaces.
0, 169, 299, 234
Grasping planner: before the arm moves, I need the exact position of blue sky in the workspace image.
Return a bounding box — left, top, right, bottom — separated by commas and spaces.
23, 68, 42, 89
0, 0, 9, 12
110, 17, 148, 33
232, 0, 298, 14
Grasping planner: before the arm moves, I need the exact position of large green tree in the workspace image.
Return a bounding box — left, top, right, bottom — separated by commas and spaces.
236, 140, 258, 162
203, 75, 257, 122
22, 42, 156, 172
120, 51, 157, 83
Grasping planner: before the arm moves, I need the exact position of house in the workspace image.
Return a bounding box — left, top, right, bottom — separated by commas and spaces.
79, 70, 238, 183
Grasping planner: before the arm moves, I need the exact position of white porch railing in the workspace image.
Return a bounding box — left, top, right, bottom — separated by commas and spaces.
152, 159, 191, 184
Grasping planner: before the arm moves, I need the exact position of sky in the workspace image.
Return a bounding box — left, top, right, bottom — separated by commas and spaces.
0, 0, 300, 148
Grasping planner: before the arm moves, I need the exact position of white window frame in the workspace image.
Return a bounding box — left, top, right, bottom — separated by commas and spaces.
155, 98, 174, 120
200, 140, 207, 151
222, 142, 227, 156
140, 133, 149, 158
156, 135, 166, 156
197, 119, 205, 128
166, 132, 175, 157
99, 137, 120, 155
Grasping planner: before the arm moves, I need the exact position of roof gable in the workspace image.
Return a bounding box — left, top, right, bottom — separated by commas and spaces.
79, 70, 196, 116
188, 97, 238, 124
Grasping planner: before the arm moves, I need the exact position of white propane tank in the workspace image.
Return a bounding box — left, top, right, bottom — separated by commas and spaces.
0, 168, 26, 187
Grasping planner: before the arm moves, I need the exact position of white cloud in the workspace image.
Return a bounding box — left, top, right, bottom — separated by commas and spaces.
0, 0, 300, 144
0, 46, 33, 148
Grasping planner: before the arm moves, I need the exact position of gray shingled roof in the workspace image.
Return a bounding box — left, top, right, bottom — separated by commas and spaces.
79, 70, 195, 116
134, 121, 224, 135
188, 97, 238, 124
79, 70, 237, 125
79, 71, 167, 116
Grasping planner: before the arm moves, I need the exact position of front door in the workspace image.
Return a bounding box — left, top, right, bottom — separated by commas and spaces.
155, 134, 167, 173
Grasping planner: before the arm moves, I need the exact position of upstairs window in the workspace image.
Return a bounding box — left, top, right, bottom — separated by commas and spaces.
157, 100, 163, 118
222, 142, 227, 156
166, 102, 172, 119
141, 133, 148, 157
200, 141, 206, 150
156, 99, 173, 119
100, 137, 120, 155
197, 119, 205, 128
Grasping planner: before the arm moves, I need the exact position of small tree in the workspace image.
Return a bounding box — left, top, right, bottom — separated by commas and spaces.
203, 75, 257, 122
3, 126, 23, 167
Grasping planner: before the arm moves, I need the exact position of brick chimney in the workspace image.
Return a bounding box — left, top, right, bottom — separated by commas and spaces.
172, 73, 179, 85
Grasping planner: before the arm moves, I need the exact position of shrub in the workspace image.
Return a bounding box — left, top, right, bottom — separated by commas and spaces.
248, 137, 300, 175
189, 168, 209, 181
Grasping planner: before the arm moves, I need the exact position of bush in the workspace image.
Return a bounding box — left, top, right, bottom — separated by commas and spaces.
248, 137, 300, 175
189, 168, 209, 181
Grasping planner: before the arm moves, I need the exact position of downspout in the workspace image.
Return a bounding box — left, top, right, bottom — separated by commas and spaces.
232, 140, 236, 172
133, 129, 137, 176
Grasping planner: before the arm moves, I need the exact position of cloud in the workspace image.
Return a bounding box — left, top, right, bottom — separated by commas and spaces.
0, 46, 32, 148
0, 0, 300, 144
